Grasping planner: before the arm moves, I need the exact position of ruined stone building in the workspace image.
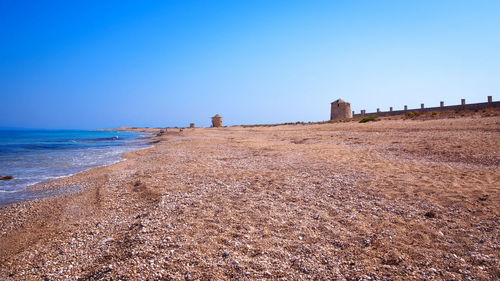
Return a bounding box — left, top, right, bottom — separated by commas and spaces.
211, 114, 223, 127
330, 99, 352, 120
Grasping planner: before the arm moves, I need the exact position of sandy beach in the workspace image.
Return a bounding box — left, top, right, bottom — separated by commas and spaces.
0, 116, 499, 280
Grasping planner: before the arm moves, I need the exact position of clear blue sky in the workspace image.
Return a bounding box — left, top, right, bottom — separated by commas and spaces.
1, 0, 499, 129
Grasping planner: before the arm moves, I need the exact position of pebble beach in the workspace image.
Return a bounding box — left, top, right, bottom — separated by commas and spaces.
0, 115, 499, 280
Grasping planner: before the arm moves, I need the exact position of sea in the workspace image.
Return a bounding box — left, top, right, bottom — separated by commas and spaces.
0, 129, 150, 206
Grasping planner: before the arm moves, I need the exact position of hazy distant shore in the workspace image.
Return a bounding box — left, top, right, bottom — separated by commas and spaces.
1, 115, 499, 280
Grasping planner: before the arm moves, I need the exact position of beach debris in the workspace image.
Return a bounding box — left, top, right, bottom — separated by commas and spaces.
424, 210, 437, 218
101, 238, 113, 244
478, 194, 489, 201
0, 175, 14, 180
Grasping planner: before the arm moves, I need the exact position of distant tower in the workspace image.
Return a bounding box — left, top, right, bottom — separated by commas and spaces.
330, 99, 351, 120
211, 114, 223, 127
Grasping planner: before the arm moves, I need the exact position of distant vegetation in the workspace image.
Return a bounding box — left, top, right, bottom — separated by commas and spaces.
359, 115, 378, 123
407, 111, 421, 118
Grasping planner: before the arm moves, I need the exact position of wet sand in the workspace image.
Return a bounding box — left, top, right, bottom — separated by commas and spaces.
0, 116, 499, 280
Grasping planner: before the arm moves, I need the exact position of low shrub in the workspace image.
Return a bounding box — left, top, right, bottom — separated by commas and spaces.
482, 108, 495, 117
359, 115, 378, 123
431, 111, 438, 116
407, 111, 421, 118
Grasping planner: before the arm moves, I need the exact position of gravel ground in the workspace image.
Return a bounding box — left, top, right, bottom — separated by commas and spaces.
0, 116, 499, 280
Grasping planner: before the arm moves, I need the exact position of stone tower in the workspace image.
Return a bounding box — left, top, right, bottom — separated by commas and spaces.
330, 99, 351, 120
211, 114, 223, 127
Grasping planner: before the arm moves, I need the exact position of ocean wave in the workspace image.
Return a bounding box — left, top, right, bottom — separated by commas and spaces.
45, 136, 119, 143
70, 136, 121, 143
0, 189, 21, 193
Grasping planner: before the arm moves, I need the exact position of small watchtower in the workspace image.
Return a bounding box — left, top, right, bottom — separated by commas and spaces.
211, 114, 223, 127
330, 99, 351, 120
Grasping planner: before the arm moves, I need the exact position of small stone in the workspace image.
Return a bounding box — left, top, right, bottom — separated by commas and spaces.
101, 238, 113, 244
232, 260, 239, 265
222, 252, 229, 258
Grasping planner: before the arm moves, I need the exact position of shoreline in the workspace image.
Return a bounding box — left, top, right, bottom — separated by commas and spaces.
0, 131, 156, 206
1, 117, 498, 280
0, 144, 156, 209
0, 131, 165, 267
26, 141, 156, 192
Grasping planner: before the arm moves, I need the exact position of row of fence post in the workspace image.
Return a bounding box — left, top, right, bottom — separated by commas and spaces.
354, 96, 493, 116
